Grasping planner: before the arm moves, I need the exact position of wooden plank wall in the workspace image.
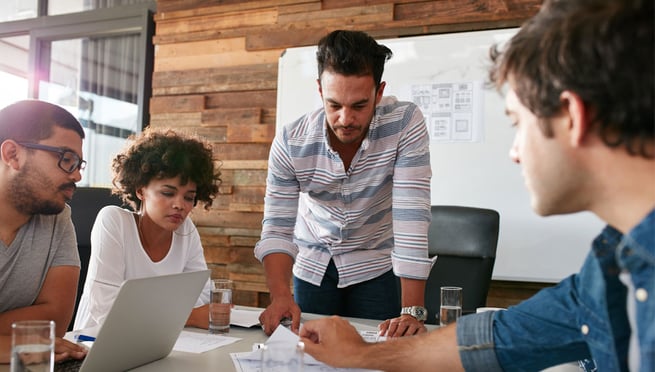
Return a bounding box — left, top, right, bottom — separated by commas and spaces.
150, 0, 545, 308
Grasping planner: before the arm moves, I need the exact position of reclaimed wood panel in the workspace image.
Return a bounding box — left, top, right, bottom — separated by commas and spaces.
193, 126, 228, 143
220, 160, 269, 170
194, 209, 263, 228
211, 143, 271, 161
202, 108, 262, 126
149, 112, 202, 127
204, 246, 261, 266
155, 37, 246, 59
149, 95, 206, 113
226, 123, 275, 143
205, 90, 276, 109
156, 9, 278, 36
196, 225, 262, 238
320, 0, 414, 8
157, 0, 317, 18
394, 0, 540, 23
277, 3, 393, 27
152, 64, 278, 95
155, 48, 283, 72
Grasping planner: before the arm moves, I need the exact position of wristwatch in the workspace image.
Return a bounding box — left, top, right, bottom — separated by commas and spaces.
400, 306, 428, 321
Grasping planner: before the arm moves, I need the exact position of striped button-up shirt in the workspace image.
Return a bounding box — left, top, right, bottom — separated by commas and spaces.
255, 96, 433, 288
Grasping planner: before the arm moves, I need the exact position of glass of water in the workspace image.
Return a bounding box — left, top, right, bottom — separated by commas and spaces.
11, 320, 55, 372
209, 279, 233, 334
440, 286, 463, 326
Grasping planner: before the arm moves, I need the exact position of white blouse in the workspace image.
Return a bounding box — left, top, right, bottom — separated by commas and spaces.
74, 206, 210, 330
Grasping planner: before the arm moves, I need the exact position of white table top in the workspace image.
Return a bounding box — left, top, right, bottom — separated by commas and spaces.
0, 309, 581, 372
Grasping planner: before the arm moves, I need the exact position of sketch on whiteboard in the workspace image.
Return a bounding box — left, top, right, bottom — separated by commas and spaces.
411, 81, 484, 143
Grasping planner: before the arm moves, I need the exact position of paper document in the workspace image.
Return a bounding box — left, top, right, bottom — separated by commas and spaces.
173, 330, 241, 353
231, 308, 263, 328
230, 326, 381, 372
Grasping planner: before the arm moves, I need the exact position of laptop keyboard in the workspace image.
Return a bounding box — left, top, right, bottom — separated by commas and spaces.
54, 358, 84, 372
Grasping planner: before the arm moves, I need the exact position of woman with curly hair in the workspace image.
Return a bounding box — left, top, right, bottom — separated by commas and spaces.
73, 128, 221, 330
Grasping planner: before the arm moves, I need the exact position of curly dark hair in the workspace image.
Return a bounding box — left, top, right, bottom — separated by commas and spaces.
316, 30, 393, 88
489, 0, 653, 158
111, 128, 221, 210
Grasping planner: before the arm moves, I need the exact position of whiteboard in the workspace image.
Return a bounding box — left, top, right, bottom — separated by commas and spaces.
276, 29, 604, 283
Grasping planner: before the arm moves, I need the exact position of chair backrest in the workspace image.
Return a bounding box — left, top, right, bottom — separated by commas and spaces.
67, 187, 125, 330
424, 205, 500, 324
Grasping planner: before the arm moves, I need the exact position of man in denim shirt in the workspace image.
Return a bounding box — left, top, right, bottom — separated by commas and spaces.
299, 0, 654, 370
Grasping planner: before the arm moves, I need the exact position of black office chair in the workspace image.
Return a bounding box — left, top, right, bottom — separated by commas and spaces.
424, 205, 500, 325
67, 187, 126, 330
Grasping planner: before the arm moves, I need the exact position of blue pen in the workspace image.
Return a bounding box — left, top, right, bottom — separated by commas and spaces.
75, 334, 96, 342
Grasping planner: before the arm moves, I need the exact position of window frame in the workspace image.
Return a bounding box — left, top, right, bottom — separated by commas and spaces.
0, 2, 155, 137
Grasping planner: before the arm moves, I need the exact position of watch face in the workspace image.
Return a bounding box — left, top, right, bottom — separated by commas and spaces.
414, 307, 427, 320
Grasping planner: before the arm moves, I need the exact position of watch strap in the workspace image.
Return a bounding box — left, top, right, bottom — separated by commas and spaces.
400, 306, 428, 321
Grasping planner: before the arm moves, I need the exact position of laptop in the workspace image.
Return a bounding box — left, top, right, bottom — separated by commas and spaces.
58, 270, 210, 372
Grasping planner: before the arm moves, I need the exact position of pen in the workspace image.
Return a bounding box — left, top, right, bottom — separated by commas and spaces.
75, 334, 96, 342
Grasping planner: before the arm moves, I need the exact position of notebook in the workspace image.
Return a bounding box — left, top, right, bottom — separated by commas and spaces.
58, 270, 210, 372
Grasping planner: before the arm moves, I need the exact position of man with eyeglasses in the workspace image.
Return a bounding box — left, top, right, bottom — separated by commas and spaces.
0, 100, 88, 363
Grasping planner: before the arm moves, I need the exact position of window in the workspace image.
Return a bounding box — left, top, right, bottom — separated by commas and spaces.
0, 35, 29, 107
0, 1, 155, 186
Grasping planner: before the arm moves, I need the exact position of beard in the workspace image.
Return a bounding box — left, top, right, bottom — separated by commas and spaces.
9, 162, 73, 215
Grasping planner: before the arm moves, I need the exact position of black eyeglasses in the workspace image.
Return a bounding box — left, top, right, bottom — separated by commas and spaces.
17, 142, 86, 173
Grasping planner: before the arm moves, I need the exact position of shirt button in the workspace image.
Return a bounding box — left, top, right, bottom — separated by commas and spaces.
636, 288, 648, 302
581, 324, 590, 335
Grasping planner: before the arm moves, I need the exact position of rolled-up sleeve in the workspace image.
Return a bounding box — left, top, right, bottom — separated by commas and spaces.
457, 311, 503, 371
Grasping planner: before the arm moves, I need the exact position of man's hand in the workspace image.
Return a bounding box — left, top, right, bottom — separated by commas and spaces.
299, 316, 369, 368
258, 295, 301, 336
54, 337, 87, 362
378, 314, 427, 337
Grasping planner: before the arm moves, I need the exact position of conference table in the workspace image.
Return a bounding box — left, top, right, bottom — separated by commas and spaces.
0, 307, 580, 371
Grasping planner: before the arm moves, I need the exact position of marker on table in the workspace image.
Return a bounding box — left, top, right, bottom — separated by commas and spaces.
75, 334, 96, 342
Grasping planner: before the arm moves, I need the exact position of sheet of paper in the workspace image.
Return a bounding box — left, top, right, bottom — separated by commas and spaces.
173, 330, 241, 353
230, 325, 382, 372
231, 308, 263, 328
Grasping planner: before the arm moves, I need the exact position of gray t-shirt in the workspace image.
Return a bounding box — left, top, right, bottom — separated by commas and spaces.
0, 205, 80, 313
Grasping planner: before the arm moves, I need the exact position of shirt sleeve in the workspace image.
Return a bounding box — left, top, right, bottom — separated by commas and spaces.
390, 103, 434, 279
254, 125, 301, 262
457, 311, 503, 371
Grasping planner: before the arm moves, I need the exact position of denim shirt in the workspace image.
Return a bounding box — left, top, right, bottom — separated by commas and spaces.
457, 209, 655, 371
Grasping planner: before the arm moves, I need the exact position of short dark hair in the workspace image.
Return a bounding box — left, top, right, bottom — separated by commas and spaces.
0, 100, 85, 143
489, 0, 653, 158
111, 128, 221, 211
316, 30, 393, 88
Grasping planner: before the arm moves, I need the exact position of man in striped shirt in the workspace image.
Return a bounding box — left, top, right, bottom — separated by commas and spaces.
255, 30, 433, 338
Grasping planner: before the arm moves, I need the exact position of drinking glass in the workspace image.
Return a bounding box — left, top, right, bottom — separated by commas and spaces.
439, 286, 462, 326
209, 279, 233, 334
11, 320, 55, 372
